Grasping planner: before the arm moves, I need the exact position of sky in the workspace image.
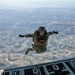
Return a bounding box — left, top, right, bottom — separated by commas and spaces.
0, 0, 75, 9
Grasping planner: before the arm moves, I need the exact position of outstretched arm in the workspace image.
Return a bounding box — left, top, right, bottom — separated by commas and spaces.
48, 31, 58, 35
19, 34, 33, 38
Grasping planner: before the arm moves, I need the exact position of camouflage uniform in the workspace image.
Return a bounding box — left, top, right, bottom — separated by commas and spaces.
19, 30, 58, 54
25, 30, 57, 53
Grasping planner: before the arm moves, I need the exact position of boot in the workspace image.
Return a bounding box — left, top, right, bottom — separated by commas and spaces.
25, 48, 33, 55
25, 50, 29, 55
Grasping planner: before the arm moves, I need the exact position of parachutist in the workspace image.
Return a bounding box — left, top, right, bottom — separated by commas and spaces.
19, 27, 58, 55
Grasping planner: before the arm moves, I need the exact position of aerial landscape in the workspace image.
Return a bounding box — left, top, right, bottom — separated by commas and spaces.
0, 7, 75, 69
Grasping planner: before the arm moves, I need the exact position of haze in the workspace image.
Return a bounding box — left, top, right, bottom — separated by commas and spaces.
0, 0, 75, 9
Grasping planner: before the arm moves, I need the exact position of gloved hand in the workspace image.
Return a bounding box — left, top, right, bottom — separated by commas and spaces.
53, 31, 58, 34
19, 35, 25, 37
